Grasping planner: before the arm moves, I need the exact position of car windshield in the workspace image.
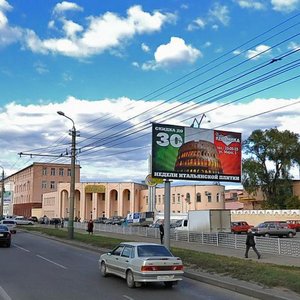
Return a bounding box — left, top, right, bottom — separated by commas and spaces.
0, 225, 9, 231
137, 245, 173, 257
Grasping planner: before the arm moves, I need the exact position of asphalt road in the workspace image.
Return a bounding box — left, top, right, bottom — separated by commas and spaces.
0, 231, 258, 300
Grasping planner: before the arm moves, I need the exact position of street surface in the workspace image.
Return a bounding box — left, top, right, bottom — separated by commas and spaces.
0, 231, 258, 300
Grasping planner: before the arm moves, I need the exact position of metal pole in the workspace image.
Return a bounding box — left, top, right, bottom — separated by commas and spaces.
69, 125, 76, 239
57, 111, 76, 240
0, 167, 4, 218
164, 179, 171, 250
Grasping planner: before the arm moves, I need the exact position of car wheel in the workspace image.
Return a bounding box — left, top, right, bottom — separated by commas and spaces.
288, 232, 294, 238
264, 233, 270, 238
126, 270, 135, 288
100, 261, 107, 277
164, 281, 174, 288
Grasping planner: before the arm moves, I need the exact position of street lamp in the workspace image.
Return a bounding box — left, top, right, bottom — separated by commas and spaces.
0, 166, 4, 218
57, 111, 76, 239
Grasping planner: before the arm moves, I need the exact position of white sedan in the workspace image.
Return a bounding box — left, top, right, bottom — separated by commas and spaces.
99, 242, 184, 288
12, 216, 34, 225
0, 220, 17, 233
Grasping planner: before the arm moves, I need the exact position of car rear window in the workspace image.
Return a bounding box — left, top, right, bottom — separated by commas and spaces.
3, 221, 15, 224
137, 245, 173, 257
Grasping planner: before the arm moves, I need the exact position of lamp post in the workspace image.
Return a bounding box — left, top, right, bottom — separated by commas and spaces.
0, 166, 4, 218
57, 111, 76, 239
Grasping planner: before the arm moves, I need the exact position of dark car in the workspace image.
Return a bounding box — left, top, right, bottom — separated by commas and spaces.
49, 218, 61, 225
28, 216, 38, 222
0, 225, 12, 247
94, 217, 108, 224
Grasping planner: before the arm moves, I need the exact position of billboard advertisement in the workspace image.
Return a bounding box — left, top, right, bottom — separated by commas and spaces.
152, 123, 242, 183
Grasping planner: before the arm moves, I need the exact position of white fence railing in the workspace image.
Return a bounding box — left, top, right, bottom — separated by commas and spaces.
71, 222, 300, 258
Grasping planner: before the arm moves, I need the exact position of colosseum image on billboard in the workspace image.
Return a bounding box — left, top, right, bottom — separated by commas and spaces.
151, 123, 242, 183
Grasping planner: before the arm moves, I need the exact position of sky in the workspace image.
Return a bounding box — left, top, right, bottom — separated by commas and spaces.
0, 0, 300, 188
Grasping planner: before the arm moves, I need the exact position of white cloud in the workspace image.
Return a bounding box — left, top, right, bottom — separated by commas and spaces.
235, 0, 265, 10
141, 43, 150, 52
208, 3, 230, 26
271, 0, 300, 12
246, 44, 271, 60
1, 96, 300, 181
0, 1, 22, 46
23, 5, 176, 58
34, 61, 49, 74
141, 37, 201, 70
187, 17, 206, 31
53, 1, 83, 14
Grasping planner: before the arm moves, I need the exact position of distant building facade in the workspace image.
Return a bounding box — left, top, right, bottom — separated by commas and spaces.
5, 162, 80, 217
42, 182, 226, 220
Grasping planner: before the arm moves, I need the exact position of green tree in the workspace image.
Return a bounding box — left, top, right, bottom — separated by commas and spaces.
242, 128, 300, 209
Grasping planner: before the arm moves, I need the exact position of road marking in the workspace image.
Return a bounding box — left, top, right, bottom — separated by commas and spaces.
14, 244, 30, 252
36, 255, 67, 269
123, 295, 135, 300
0, 286, 12, 300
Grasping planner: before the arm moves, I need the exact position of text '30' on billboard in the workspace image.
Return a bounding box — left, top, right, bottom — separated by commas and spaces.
151, 123, 242, 183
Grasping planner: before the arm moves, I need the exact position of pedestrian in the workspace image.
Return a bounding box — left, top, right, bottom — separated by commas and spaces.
87, 219, 94, 235
61, 218, 64, 228
159, 222, 164, 244
245, 228, 261, 259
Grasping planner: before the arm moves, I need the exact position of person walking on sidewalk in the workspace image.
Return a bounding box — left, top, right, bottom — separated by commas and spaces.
159, 222, 164, 244
245, 228, 261, 259
87, 219, 94, 235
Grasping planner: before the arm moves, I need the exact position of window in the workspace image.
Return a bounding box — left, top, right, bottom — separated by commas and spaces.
42, 167, 47, 175
186, 193, 191, 203
146, 196, 148, 205
158, 195, 161, 204
50, 181, 55, 189
172, 194, 175, 204
42, 181, 47, 189
177, 194, 181, 203
50, 168, 55, 176
207, 193, 212, 202
67, 168, 71, 176
216, 193, 220, 202
196, 192, 201, 202
121, 246, 133, 258
112, 245, 124, 256
59, 168, 64, 176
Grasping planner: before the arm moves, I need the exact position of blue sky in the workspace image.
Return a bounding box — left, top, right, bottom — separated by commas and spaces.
0, 0, 300, 186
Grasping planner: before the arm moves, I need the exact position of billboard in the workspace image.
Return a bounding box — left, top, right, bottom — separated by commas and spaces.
152, 123, 242, 183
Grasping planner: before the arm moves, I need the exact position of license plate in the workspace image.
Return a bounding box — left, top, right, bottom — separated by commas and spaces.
157, 275, 174, 280
0, 234, 3, 237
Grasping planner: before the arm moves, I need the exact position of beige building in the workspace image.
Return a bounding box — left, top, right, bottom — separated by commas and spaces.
42, 182, 225, 220
5, 162, 80, 217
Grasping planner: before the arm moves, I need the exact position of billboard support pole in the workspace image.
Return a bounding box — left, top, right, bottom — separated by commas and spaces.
164, 179, 171, 250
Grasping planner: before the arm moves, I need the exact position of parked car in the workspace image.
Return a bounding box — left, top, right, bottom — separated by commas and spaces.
0, 220, 17, 233
0, 225, 12, 247
286, 220, 300, 232
252, 223, 296, 238
28, 216, 38, 223
12, 216, 34, 225
111, 216, 125, 225
231, 221, 253, 234
99, 242, 184, 288
94, 217, 108, 224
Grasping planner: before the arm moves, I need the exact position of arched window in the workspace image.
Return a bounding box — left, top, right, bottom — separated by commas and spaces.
186, 193, 191, 203
196, 192, 201, 202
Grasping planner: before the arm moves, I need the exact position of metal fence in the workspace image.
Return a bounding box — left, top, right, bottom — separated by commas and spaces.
73, 222, 300, 258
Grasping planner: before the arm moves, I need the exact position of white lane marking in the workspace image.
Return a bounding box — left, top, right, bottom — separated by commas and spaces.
0, 286, 12, 300
123, 295, 135, 300
14, 244, 30, 252
36, 255, 67, 269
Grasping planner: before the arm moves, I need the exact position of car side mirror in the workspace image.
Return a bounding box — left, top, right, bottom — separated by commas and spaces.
107, 252, 111, 256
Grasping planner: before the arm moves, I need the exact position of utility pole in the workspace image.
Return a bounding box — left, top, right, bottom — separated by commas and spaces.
0, 166, 4, 218
57, 111, 77, 240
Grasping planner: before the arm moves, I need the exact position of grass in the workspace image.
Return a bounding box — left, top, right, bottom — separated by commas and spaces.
22, 226, 300, 294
